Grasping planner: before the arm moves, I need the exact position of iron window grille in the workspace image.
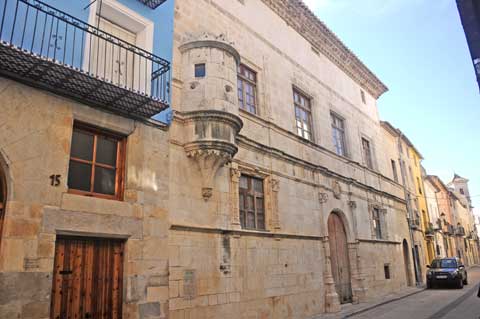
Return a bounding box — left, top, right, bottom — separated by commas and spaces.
0, 0, 170, 119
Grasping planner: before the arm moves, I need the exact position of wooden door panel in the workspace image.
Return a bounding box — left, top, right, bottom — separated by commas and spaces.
51, 238, 124, 319
328, 214, 352, 304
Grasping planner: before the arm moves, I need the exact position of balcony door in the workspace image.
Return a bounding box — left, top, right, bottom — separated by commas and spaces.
91, 18, 136, 90
50, 237, 124, 319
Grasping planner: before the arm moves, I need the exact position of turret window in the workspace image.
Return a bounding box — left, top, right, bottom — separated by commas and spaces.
195, 64, 206, 78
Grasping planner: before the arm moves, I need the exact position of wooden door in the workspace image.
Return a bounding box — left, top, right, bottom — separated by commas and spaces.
51, 237, 124, 319
403, 239, 413, 286
328, 213, 352, 304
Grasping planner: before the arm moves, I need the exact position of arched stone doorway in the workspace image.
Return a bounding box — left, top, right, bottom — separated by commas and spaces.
327, 212, 352, 304
0, 164, 6, 248
402, 239, 413, 286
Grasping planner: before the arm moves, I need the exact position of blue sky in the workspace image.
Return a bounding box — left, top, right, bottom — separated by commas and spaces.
303, 0, 480, 213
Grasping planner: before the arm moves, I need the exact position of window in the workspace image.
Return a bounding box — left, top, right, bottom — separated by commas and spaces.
384, 264, 391, 279
293, 89, 313, 141
361, 138, 373, 169
237, 64, 257, 114
360, 90, 366, 104
195, 64, 206, 78
239, 175, 265, 230
68, 123, 126, 200
460, 188, 465, 195
391, 160, 399, 182
373, 208, 382, 239
331, 113, 347, 156
417, 177, 423, 195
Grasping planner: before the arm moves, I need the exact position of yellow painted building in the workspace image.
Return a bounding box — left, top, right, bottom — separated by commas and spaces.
409, 148, 435, 265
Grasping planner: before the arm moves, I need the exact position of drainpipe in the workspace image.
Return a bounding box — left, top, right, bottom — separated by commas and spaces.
397, 135, 422, 286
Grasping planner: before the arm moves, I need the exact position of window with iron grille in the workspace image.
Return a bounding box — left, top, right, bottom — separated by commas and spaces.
362, 138, 374, 169
331, 113, 347, 156
239, 175, 265, 230
68, 122, 126, 200
293, 89, 313, 141
373, 208, 383, 239
238, 65, 257, 114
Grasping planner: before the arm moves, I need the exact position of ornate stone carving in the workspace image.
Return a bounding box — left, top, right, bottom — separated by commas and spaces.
230, 166, 242, 226
348, 200, 357, 209
259, 0, 388, 99
179, 32, 240, 65
268, 177, 281, 230
318, 192, 329, 204
332, 180, 342, 199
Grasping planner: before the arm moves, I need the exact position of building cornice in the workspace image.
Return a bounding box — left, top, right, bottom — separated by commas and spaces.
261, 0, 388, 99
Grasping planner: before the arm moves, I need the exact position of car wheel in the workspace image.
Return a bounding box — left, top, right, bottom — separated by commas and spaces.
457, 278, 464, 289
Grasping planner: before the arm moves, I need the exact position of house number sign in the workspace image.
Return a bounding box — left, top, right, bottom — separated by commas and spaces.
49, 174, 61, 187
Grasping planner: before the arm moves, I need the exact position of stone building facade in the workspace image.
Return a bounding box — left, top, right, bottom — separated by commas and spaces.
0, 78, 171, 318
380, 122, 429, 284
1, 0, 476, 319
167, 0, 413, 318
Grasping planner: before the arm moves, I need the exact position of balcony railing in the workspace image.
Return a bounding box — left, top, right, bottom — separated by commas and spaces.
0, 0, 170, 119
137, 0, 168, 9
410, 218, 420, 229
455, 226, 466, 237
425, 223, 434, 237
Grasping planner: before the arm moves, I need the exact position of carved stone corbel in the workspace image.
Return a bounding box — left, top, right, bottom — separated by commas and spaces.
186, 148, 232, 201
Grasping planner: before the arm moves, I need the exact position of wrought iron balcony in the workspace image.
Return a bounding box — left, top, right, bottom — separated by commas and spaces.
137, 0, 167, 9
0, 0, 170, 119
455, 226, 466, 237
425, 223, 435, 237
409, 218, 420, 230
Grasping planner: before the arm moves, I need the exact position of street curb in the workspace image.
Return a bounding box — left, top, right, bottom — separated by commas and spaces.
342, 288, 426, 318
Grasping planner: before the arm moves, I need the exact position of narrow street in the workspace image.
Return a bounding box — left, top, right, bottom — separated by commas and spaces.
349, 267, 480, 319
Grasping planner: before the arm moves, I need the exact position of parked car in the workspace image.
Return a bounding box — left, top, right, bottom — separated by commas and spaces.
426, 257, 467, 289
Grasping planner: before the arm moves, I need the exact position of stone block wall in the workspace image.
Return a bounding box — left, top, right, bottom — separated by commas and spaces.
0, 78, 170, 319
168, 229, 324, 319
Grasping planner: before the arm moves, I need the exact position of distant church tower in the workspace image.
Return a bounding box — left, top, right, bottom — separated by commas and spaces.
448, 174, 471, 204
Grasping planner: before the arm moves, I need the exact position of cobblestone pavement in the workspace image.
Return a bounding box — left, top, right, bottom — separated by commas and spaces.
319, 266, 480, 319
